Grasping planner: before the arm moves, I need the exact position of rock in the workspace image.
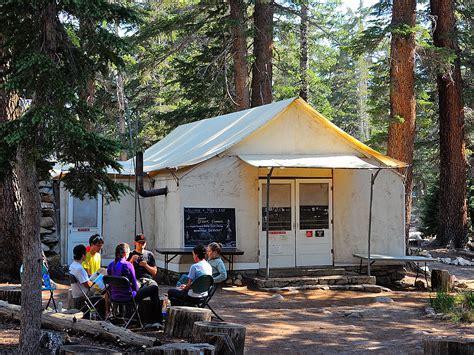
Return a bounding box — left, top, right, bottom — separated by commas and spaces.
41, 217, 55, 228
348, 285, 364, 292
39, 181, 53, 188
415, 280, 427, 290
376, 276, 391, 286
225, 278, 233, 285
271, 294, 284, 301
44, 243, 59, 256
41, 243, 50, 252
41, 202, 54, 210
455, 257, 472, 266
344, 310, 363, 318
455, 281, 469, 289
41, 233, 59, 244
363, 285, 382, 293
235, 274, 243, 280
42, 209, 55, 217
41, 194, 55, 203
286, 290, 299, 295
234, 279, 243, 286
374, 296, 394, 303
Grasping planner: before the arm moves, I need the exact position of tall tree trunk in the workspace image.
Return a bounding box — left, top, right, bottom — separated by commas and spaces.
299, 2, 309, 101
386, 0, 416, 248
116, 70, 128, 161
0, 35, 23, 282
16, 146, 42, 355
431, 0, 467, 247
18, 2, 58, 353
230, 0, 250, 111
251, 0, 273, 107
357, 0, 369, 141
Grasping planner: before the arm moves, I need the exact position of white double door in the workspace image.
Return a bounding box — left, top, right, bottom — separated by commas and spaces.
259, 179, 333, 268
67, 193, 102, 264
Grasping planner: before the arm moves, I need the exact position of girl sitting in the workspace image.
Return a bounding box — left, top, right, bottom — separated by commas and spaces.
207, 242, 227, 284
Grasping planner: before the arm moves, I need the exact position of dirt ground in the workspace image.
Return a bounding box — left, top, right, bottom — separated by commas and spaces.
1, 248, 473, 354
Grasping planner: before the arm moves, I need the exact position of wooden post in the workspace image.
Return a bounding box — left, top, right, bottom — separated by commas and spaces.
192, 321, 246, 355
431, 269, 454, 292
165, 306, 212, 339
145, 343, 215, 355
424, 338, 474, 354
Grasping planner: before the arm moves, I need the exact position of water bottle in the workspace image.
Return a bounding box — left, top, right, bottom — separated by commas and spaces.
57, 301, 63, 313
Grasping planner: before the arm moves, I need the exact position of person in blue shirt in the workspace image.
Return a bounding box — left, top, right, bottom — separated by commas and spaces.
207, 242, 227, 284
168, 245, 212, 306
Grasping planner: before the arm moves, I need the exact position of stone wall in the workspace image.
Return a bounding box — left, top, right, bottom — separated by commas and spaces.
40, 181, 61, 276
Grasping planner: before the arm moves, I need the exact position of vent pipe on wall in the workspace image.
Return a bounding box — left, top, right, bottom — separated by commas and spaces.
136, 151, 168, 197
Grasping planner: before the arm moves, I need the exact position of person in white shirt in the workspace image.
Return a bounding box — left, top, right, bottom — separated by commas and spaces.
69, 244, 93, 309
168, 245, 212, 305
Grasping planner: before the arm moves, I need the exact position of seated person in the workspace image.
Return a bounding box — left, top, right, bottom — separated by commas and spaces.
82, 234, 104, 276
107, 243, 162, 324
207, 242, 227, 284
168, 245, 212, 306
69, 244, 93, 310
127, 234, 158, 288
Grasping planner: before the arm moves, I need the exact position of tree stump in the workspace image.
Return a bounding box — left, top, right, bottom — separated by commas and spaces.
0, 285, 22, 305
424, 337, 474, 354
145, 343, 215, 355
165, 306, 212, 339
192, 321, 246, 355
431, 269, 454, 292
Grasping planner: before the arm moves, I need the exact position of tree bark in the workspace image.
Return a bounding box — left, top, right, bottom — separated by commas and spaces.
145, 343, 215, 355
192, 321, 246, 355
230, 0, 250, 111
0, 33, 23, 283
430, 0, 468, 248
16, 145, 43, 354
356, 1, 369, 141
251, 0, 273, 107
431, 269, 454, 292
165, 306, 212, 340
299, 2, 309, 101
386, 0, 416, 249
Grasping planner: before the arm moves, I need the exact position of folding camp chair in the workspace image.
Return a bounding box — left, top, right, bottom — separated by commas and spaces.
183, 275, 224, 321
103, 275, 143, 329
68, 273, 104, 320
20, 264, 57, 312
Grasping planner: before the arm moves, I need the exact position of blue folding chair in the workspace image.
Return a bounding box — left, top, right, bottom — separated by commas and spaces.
20, 263, 58, 312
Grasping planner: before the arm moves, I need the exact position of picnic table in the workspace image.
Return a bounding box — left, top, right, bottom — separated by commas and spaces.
156, 247, 244, 283
353, 253, 436, 285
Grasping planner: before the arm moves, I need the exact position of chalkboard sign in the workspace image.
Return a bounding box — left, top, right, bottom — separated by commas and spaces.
184, 208, 236, 247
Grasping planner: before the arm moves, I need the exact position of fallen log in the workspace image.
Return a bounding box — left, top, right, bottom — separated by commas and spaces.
192, 321, 246, 355
145, 343, 215, 355
165, 306, 212, 339
0, 300, 158, 348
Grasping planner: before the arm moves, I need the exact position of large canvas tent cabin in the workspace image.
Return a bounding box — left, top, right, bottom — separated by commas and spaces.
56, 97, 407, 273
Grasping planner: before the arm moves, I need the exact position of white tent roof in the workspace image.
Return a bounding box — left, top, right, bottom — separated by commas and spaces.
141, 97, 296, 172
238, 154, 382, 169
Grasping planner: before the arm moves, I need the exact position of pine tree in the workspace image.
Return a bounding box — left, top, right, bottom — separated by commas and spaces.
0, 1, 137, 351
430, 0, 468, 247
386, 0, 416, 246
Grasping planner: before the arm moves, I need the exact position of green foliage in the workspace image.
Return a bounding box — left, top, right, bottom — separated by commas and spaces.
420, 181, 440, 237
0, 0, 138, 201
430, 292, 455, 313
431, 291, 474, 323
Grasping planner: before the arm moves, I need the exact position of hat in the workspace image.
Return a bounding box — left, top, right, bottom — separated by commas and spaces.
135, 234, 146, 242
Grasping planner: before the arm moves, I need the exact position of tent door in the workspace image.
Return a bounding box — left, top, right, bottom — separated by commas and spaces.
67, 193, 102, 264
258, 180, 295, 268
295, 179, 333, 266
